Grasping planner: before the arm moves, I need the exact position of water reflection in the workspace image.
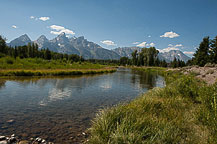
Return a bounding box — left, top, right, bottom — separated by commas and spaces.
0, 69, 164, 143
0, 79, 6, 89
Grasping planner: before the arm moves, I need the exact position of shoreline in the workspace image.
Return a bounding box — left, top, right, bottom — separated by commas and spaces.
0, 68, 116, 77
87, 66, 217, 143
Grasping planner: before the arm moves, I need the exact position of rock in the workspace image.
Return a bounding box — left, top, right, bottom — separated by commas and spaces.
8, 136, 17, 143
18, 140, 30, 144
41, 139, 46, 143
11, 134, 15, 137
6, 119, 15, 124
0, 136, 6, 141
36, 137, 42, 142
82, 132, 86, 136
1, 126, 8, 129
0, 140, 7, 144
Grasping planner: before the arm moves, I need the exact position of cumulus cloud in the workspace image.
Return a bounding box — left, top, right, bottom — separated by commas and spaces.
137, 42, 147, 47
175, 44, 183, 47
100, 40, 116, 46
50, 25, 75, 35
158, 47, 180, 53
132, 42, 139, 44
149, 42, 155, 47
30, 16, 35, 19
183, 51, 194, 55
158, 44, 183, 53
136, 41, 155, 47
12, 25, 17, 29
39, 17, 50, 21
160, 31, 180, 38
50, 25, 65, 31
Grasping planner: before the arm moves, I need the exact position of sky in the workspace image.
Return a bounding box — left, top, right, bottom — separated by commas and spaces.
0, 0, 217, 57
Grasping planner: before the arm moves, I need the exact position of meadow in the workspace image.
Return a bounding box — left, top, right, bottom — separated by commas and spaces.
0, 57, 116, 76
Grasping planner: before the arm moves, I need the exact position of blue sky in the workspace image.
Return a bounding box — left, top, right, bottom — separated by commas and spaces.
0, 0, 217, 56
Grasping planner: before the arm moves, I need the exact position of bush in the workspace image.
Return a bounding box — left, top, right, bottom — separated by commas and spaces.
5, 57, 14, 64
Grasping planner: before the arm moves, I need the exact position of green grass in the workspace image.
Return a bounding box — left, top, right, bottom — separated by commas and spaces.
0, 57, 107, 69
0, 57, 116, 76
88, 67, 217, 144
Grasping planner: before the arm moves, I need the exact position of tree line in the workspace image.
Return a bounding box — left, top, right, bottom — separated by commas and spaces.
119, 47, 186, 68
0, 35, 84, 62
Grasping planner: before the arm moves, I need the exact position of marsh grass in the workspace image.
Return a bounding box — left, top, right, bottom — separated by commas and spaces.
0, 69, 116, 76
0, 57, 116, 76
0, 57, 106, 69
88, 67, 217, 144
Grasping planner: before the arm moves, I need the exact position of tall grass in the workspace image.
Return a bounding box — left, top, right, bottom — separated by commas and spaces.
0, 57, 116, 76
88, 68, 217, 144
0, 57, 107, 69
0, 69, 116, 76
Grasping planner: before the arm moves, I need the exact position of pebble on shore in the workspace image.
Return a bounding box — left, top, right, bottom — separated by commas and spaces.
0, 134, 52, 144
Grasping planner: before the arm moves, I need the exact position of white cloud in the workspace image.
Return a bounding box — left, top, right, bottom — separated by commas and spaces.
158, 47, 180, 53
39, 17, 50, 21
12, 25, 17, 29
136, 41, 155, 47
137, 42, 147, 47
183, 51, 194, 55
148, 35, 151, 38
100, 40, 116, 46
50, 25, 65, 31
175, 44, 183, 47
30, 16, 35, 19
149, 42, 155, 47
158, 44, 183, 53
50, 25, 75, 35
160, 31, 180, 38
132, 42, 139, 44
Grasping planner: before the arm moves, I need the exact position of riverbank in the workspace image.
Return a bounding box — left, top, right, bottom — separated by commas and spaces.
88, 67, 217, 143
0, 134, 54, 144
173, 65, 217, 85
0, 57, 117, 77
0, 68, 116, 77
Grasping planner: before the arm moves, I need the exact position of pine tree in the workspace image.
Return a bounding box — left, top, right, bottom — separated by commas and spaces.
210, 36, 217, 64
0, 36, 7, 54
131, 50, 138, 66
193, 37, 210, 66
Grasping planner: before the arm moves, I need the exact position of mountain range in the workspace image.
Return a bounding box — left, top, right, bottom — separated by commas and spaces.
7, 33, 191, 62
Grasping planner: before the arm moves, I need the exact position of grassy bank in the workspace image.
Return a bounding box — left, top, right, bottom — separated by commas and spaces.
0, 69, 116, 76
0, 57, 116, 76
88, 67, 217, 144
0, 57, 107, 69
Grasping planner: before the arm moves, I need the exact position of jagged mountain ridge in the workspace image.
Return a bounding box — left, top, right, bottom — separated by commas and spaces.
8, 34, 191, 62
8, 34, 32, 47
112, 47, 191, 62
8, 33, 120, 60
159, 50, 191, 62
112, 47, 142, 58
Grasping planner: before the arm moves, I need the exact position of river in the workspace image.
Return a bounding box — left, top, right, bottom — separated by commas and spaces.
0, 68, 165, 143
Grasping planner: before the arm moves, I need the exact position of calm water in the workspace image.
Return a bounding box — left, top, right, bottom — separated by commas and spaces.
0, 68, 165, 143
